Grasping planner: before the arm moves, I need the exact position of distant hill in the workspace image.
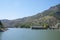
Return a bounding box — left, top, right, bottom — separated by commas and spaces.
1, 4, 60, 28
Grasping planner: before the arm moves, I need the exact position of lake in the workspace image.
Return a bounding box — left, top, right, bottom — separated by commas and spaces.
0, 28, 60, 40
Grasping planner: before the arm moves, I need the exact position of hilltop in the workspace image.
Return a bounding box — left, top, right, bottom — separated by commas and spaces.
1, 4, 60, 28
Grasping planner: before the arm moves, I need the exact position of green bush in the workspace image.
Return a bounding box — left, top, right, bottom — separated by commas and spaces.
44, 23, 49, 28
20, 24, 30, 28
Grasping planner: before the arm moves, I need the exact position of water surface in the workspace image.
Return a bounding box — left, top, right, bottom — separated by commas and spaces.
0, 28, 60, 40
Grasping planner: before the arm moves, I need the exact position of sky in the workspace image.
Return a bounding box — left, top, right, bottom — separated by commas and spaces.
0, 0, 60, 20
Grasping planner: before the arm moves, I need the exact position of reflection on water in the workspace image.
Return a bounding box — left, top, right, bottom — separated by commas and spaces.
0, 28, 60, 40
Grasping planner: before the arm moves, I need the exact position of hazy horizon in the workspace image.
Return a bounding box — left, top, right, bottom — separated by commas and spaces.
0, 0, 60, 20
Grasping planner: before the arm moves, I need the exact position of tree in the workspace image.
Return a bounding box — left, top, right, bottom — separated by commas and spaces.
0, 20, 4, 28
43, 23, 49, 28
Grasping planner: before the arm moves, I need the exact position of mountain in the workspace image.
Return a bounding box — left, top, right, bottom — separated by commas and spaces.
1, 4, 60, 28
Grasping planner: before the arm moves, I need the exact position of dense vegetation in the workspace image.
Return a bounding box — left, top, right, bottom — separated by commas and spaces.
0, 21, 4, 28
0, 20, 6, 31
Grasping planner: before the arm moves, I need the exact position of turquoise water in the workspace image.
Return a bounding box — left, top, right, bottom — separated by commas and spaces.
0, 28, 60, 40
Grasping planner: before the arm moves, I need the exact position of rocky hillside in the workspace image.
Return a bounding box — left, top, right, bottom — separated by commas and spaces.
1, 4, 60, 28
